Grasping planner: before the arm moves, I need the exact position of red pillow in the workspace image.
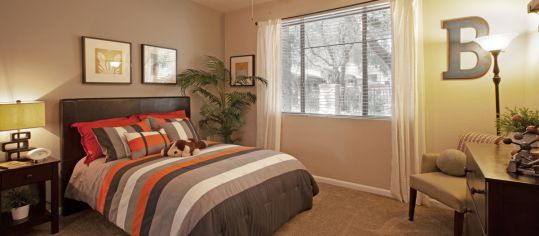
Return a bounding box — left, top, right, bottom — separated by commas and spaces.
72, 116, 139, 164
136, 110, 187, 120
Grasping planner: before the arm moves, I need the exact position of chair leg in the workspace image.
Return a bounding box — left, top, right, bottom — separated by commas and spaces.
454, 211, 464, 236
408, 188, 417, 221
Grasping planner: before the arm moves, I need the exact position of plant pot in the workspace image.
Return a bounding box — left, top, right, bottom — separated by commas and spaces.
11, 204, 30, 221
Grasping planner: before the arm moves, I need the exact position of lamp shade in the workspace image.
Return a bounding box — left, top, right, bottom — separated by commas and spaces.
473, 33, 519, 52
0, 101, 45, 131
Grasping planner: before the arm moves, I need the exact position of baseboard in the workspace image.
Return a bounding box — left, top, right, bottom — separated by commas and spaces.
313, 175, 393, 198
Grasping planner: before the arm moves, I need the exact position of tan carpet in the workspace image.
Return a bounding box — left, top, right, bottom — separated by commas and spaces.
26, 183, 452, 236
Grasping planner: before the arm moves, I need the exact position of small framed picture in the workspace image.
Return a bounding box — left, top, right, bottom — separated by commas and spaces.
142, 44, 177, 84
82, 37, 131, 84
230, 55, 255, 86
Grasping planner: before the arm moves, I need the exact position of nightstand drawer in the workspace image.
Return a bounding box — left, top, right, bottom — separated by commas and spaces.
1, 165, 52, 189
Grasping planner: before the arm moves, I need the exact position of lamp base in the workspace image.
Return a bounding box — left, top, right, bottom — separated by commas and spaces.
1, 131, 34, 161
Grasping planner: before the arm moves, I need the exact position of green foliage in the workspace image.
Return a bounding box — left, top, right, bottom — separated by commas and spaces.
3, 187, 37, 209
498, 107, 539, 136
177, 56, 267, 143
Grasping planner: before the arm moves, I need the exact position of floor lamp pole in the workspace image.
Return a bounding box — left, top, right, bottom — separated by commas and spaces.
492, 50, 501, 136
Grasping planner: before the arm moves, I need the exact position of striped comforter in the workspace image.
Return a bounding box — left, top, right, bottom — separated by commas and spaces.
65, 144, 319, 236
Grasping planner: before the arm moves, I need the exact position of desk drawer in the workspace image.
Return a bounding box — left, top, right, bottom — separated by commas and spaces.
466, 154, 487, 230
1, 165, 51, 189
465, 213, 485, 236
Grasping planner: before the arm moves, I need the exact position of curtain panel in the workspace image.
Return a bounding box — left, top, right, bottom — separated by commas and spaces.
256, 19, 283, 151
390, 0, 425, 202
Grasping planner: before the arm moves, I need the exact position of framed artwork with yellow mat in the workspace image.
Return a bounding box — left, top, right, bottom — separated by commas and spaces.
82, 36, 132, 84
230, 55, 255, 86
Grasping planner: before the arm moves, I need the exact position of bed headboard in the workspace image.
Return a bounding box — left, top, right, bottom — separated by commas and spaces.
59, 96, 190, 215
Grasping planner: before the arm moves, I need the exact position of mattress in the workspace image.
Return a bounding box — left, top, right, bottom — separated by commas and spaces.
65, 143, 319, 236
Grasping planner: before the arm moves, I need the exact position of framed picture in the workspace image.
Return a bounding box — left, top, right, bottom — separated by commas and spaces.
82, 37, 131, 84
142, 44, 177, 84
230, 55, 255, 86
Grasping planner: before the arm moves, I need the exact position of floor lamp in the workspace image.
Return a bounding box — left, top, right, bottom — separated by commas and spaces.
473, 33, 518, 135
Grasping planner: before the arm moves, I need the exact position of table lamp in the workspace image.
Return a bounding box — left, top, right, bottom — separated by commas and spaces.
0, 100, 45, 160
473, 33, 518, 135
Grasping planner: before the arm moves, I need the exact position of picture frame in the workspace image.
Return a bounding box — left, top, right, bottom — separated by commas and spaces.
142, 44, 178, 84
82, 36, 132, 84
230, 55, 255, 86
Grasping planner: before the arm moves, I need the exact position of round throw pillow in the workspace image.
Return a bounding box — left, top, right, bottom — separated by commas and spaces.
436, 149, 466, 177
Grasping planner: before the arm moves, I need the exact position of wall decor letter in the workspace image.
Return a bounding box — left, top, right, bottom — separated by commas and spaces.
442, 17, 491, 80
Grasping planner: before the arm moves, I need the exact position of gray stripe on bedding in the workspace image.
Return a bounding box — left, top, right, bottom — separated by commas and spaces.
142, 149, 281, 235
190, 169, 317, 236
105, 157, 168, 222
108, 145, 239, 225
169, 159, 306, 236
119, 145, 258, 232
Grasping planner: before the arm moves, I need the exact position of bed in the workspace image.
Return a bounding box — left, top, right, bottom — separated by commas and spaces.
60, 97, 319, 236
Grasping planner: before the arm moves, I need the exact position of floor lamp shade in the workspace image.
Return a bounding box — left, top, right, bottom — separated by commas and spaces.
0, 101, 46, 131
474, 33, 518, 52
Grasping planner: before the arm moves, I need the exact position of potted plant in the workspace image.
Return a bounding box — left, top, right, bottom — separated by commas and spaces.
4, 187, 37, 221
498, 107, 539, 146
177, 56, 266, 144
498, 107, 539, 135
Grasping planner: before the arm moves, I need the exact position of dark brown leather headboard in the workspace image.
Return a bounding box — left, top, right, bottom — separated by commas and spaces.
59, 96, 190, 215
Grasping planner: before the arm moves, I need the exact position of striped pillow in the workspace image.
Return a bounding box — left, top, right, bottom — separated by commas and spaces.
147, 117, 188, 130
159, 118, 200, 141
92, 119, 152, 162
125, 130, 170, 160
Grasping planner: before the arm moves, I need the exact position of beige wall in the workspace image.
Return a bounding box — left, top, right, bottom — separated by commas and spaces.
422, 0, 539, 152
0, 0, 224, 161
282, 115, 391, 189
225, 0, 392, 190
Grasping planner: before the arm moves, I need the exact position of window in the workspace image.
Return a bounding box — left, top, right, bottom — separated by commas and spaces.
281, 2, 392, 117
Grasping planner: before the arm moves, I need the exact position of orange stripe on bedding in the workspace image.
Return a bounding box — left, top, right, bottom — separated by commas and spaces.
96, 153, 162, 213
130, 146, 255, 236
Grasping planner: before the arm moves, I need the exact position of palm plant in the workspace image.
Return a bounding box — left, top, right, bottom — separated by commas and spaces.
178, 56, 267, 143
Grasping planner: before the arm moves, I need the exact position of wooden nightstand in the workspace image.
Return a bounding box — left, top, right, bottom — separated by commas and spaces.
0, 158, 59, 235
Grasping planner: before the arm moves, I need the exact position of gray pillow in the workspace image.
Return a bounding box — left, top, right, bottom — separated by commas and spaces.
436, 149, 466, 177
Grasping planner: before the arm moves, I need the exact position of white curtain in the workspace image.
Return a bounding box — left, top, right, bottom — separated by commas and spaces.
256, 19, 282, 151
390, 0, 425, 202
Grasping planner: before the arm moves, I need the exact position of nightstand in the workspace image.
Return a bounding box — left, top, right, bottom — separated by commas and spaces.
0, 158, 59, 235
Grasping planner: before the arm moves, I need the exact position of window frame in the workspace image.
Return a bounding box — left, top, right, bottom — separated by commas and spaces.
280, 1, 392, 119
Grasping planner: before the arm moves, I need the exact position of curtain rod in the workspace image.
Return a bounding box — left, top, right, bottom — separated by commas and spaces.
254, 0, 382, 26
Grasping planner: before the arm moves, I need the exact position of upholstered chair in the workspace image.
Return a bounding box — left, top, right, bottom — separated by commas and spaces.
408, 132, 502, 236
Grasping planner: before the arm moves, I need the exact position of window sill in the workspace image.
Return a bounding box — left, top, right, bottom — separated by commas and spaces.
282, 112, 391, 121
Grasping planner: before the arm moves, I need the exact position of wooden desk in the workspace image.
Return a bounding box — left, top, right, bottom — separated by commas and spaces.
465, 143, 539, 236
0, 158, 59, 235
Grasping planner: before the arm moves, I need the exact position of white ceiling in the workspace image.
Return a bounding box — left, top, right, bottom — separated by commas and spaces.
190, 0, 276, 12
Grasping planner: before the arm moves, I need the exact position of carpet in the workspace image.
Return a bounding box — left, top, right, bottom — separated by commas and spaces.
25, 183, 452, 236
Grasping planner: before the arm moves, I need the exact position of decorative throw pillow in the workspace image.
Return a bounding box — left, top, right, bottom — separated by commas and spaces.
147, 117, 194, 131
135, 110, 187, 120
92, 119, 152, 162
436, 149, 466, 177
158, 118, 200, 141
124, 130, 171, 160
72, 116, 140, 164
